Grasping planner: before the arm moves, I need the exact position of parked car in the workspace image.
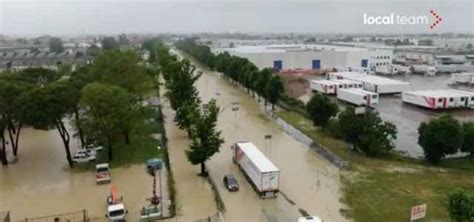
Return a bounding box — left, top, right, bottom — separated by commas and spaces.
85, 144, 103, 152
72, 152, 96, 163
223, 174, 239, 191
76, 148, 96, 157
297, 216, 322, 222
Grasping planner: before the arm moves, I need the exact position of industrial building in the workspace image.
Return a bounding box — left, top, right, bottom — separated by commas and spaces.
221, 44, 370, 71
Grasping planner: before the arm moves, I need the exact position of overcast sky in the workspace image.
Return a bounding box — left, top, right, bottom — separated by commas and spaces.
1, 0, 473, 36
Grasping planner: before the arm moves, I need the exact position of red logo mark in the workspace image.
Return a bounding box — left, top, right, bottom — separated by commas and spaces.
430, 10, 442, 30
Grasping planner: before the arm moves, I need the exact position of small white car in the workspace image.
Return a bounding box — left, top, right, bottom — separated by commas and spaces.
76, 148, 97, 157
72, 152, 96, 163
297, 216, 323, 222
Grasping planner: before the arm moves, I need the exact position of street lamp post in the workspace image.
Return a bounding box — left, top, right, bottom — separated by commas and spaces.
264, 134, 272, 157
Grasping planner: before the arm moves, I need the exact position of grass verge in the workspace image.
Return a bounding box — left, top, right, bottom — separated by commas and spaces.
71, 106, 162, 171
276, 110, 474, 222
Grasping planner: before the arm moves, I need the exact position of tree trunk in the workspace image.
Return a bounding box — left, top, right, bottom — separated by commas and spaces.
264, 98, 268, 107
13, 122, 22, 156
74, 109, 85, 147
200, 162, 208, 177
107, 141, 113, 161
7, 120, 22, 157
272, 103, 275, 110
56, 120, 73, 168
123, 130, 130, 144
1, 134, 7, 166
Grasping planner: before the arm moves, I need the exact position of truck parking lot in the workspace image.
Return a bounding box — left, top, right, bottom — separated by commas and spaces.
308, 73, 474, 157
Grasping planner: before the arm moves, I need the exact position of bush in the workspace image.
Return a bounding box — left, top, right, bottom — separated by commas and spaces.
447, 189, 474, 222
418, 114, 463, 164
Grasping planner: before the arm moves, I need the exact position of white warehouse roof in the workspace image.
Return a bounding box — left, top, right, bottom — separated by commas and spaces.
236, 142, 279, 173
226, 44, 369, 54
352, 75, 410, 86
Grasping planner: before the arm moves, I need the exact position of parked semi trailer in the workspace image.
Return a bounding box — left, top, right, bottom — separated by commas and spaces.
337, 88, 379, 107
231, 141, 280, 199
402, 89, 474, 109
328, 72, 411, 94
310, 80, 339, 95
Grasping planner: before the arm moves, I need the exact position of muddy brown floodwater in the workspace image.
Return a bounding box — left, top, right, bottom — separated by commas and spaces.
0, 126, 155, 221
175, 50, 347, 222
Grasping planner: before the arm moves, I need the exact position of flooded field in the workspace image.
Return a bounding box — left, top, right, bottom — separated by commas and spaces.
0, 127, 157, 220
308, 74, 474, 157
187, 58, 347, 221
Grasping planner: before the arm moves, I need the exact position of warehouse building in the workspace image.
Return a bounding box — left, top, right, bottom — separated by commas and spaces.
221, 44, 370, 71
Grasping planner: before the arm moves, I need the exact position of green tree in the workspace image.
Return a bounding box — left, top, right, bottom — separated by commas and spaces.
256, 68, 273, 104
91, 50, 149, 96
58, 63, 73, 76
49, 37, 64, 53
80, 83, 133, 161
16, 67, 61, 86
418, 114, 463, 164
17, 83, 80, 167
101, 37, 119, 50
306, 94, 339, 129
447, 189, 473, 222
338, 107, 396, 156
338, 107, 365, 148
0, 80, 34, 159
186, 99, 224, 176
358, 111, 397, 156
265, 76, 285, 110
462, 122, 474, 160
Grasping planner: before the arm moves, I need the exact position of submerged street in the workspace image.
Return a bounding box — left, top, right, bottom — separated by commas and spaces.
177, 50, 347, 222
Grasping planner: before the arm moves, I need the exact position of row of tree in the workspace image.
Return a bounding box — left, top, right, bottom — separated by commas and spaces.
0, 49, 154, 167
152, 39, 224, 176
176, 38, 285, 110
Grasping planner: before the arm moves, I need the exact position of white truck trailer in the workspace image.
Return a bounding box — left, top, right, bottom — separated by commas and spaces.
402, 89, 474, 109
328, 72, 410, 94
231, 141, 280, 199
310, 80, 339, 95
410, 65, 437, 76
337, 88, 379, 107
333, 79, 363, 90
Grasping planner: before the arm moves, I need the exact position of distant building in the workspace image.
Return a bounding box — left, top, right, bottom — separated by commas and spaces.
0, 49, 92, 70
219, 44, 370, 71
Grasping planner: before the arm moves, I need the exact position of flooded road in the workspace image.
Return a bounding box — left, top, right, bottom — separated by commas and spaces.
160, 94, 217, 220
180, 51, 347, 222
308, 74, 474, 157
0, 127, 157, 220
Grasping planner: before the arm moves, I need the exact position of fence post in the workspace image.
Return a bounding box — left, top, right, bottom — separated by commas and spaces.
82, 209, 87, 222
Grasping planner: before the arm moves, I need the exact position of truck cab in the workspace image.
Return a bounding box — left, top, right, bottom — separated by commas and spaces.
107, 203, 127, 221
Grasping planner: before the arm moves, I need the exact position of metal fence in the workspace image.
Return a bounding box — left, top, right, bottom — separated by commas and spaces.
23, 210, 88, 222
